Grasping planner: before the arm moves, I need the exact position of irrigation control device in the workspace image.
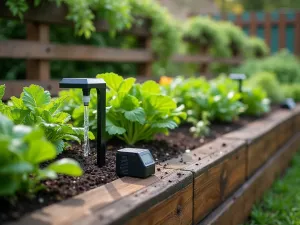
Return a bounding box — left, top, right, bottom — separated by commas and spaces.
59, 78, 106, 167
116, 148, 155, 178
229, 73, 246, 93
281, 98, 296, 110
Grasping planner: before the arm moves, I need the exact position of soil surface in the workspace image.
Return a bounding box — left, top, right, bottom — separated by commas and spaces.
0, 114, 264, 223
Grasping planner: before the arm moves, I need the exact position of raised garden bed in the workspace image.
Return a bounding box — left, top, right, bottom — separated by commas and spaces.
2, 106, 300, 225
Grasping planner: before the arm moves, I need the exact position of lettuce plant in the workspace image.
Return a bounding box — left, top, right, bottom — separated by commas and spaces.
0, 84, 94, 153
0, 114, 82, 197
97, 73, 186, 144
242, 87, 270, 116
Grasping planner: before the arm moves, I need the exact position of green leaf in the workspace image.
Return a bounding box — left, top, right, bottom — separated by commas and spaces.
152, 119, 178, 129
0, 175, 19, 196
148, 95, 176, 111
118, 78, 136, 93
0, 114, 13, 136
47, 158, 83, 176
96, 73, 123, 92
38, 169, 57, 180
10, 96, 24, 108
0, 84, 5, 100
24, 140, 56, 164
62, 134, 81, 143
13, 125, 33, 139
53, 140, 65, 154
0, 162, 33, 174
141, 81, 161, 94
106, 119, 126, 135
22, 85, 51, 110
124, 107, 146, 124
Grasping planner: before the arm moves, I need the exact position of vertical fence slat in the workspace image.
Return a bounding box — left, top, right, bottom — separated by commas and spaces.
137, 36, 152, 77
250, 12, 257, 36
295, 12, 300, 55
279, 12, 286, 49
26, 23, 50, 81
264, 12, 271, 48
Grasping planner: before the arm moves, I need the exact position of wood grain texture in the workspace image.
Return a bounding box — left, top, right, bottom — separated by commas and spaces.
90, 171, 193, 225
200, 132, 300, 225
0, 40, 153, 62
26, 23, 50, 81
10, 168, 175, 225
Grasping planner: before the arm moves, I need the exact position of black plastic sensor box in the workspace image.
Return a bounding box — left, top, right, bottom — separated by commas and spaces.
116, 148, 155, 178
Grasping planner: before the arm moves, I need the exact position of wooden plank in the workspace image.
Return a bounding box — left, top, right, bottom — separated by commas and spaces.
9, 167, 177, 225
85, 171, 193, 225
172, 55, 243, 64
250, 12, 257, 36
0, 1, 150, 37
295, 12, 300, 55
26, 23, 50, 80
279, 12, 286, 49
0, 40, 153, 62
200, 132, 300, 225
264, 12, 272, 47
1, 80, 60, 100
163, 138, 246, 224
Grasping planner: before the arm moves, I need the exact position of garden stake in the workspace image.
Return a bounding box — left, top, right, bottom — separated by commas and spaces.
59, 78, 107, 167
230, 73, 246, 93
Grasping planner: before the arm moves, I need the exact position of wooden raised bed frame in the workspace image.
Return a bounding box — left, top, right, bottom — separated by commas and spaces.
8, 106, 300, 225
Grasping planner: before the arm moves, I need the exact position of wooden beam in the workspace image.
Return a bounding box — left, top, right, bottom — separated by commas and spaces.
26, 23, 50, 80
172, 55, 243, 65
137, 36, 153, 77
0, 1, 150, 37
279, 12, 286, 49
264, 12, 272, 47
250, 12, 257, 36
0, 40, 153, 62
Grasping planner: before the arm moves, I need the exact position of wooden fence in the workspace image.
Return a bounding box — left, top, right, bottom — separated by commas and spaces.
212, 10, 300, 55
0, 1, 243, 99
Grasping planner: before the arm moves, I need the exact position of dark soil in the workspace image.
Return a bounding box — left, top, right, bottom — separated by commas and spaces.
0, 115, 260, 223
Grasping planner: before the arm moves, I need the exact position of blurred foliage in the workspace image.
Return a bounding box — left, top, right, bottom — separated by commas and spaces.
1, 0, 269, 79
247, 72, 284, 104
234, 50, 300, 84
282, 84, 300, 102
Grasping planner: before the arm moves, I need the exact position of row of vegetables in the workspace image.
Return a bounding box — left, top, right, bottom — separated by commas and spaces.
0, 70, 295, 198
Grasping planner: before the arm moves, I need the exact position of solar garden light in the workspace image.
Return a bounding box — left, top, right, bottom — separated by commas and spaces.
229, 73, 246, 93
59, 78, 106, 167
116, 148, 155, 178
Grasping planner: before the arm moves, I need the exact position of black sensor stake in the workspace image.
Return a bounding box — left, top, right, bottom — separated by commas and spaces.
229, 73, 246, 93
59, 78, 106, 167
116, 148, 155, 178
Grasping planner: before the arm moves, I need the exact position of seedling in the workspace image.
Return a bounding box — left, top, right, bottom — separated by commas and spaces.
230, 73, 246, 93
59, 78, 106, 167
116, 148, 155, 178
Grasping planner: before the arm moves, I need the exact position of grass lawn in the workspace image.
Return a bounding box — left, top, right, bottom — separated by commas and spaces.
245, 151, 300, 225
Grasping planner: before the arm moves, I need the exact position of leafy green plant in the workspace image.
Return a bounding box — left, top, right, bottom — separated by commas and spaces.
242, 87, 270, 116
247, 72, 284, 104
165, 76, 245, 123
183, 16, 227, 55
189, 111, 210, 137
247, 36, 269, 58
217, 21, 248, 57
0, 84, 94, 153
97, 73, 186, 144
282, 84, 300, 102
5, 0, 132, 38
0, 114, 82, 197
234, 49, 300, 84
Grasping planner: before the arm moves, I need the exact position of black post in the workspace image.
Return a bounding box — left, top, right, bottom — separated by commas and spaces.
238, 80, 243, 93
97, 87, 106, 167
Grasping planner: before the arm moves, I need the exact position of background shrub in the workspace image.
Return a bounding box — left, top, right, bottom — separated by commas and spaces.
247, 72, 284, 104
